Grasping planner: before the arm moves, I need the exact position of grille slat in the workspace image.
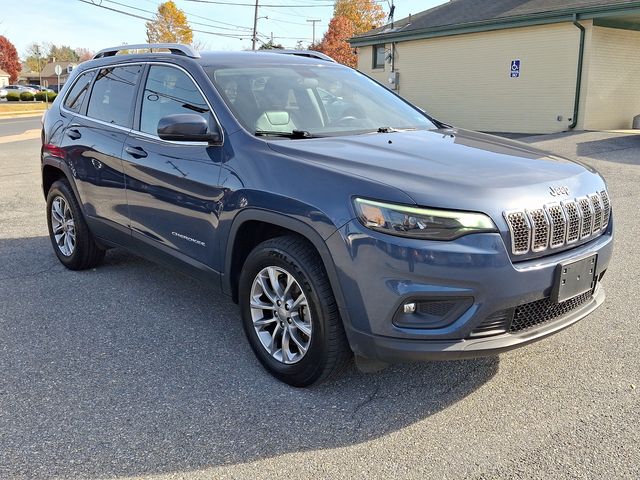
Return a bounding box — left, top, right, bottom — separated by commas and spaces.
578, 197, 594, 239
545, 203, 566, 248
527, 208, 550, 252
505, 190, 610, 256
562, 200, 582, 244
590, 194, 603, 232
505, 211, 531, 255
600, 190, 611, 231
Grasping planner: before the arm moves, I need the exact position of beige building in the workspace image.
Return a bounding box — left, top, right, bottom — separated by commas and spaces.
0, 69, 9, 87
351, 0, 640, 134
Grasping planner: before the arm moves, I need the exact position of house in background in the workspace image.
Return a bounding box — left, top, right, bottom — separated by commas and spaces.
0, 69, 10, 87
351, 0, 640, 134
20, 61, 77, 91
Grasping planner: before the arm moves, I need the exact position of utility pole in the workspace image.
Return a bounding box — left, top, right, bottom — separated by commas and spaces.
307, 19, 321, 45
252, 0, 259, 50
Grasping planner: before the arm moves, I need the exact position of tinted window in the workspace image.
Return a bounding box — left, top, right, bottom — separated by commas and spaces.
140, 65, 210, 136
63, 71, 95, 113
87, 65, 141, 127
373, 45, 385, 69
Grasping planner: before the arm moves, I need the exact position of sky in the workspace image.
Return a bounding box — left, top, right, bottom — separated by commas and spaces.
1, 0, 447, 58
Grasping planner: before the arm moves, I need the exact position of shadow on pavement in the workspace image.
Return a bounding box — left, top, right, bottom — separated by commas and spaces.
0, 236, 498, 479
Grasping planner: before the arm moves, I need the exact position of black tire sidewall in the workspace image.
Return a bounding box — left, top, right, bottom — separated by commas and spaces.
239, 243, 332, 386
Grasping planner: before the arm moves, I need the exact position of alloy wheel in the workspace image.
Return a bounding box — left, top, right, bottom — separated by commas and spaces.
50, 196, 76, 256
249, 266, 312, 364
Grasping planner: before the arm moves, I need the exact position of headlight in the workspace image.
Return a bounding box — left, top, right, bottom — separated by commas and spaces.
353, 198, 497, 240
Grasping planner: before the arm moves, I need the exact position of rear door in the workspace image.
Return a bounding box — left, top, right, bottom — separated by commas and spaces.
122, 63, 224, 268
59, 64, 143, 238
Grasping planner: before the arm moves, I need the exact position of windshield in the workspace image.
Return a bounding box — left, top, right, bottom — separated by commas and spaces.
205, 63, 436, 137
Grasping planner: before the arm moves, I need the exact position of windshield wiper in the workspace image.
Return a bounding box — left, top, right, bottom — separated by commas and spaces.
376, 126, 418, 133
255, 130, 316, 139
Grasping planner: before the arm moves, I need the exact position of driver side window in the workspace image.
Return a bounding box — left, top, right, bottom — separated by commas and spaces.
140, 65, 211, 136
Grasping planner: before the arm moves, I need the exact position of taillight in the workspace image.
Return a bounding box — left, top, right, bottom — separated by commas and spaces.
43, 144, 65, 159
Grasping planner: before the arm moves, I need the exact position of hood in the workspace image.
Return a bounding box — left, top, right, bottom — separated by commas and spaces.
267, 128, 604, 214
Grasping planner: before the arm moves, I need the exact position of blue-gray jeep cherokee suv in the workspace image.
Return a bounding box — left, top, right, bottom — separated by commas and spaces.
41, 44, 613, 386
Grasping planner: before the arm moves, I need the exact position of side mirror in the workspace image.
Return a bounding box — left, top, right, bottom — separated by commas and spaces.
157, 114, 221, 144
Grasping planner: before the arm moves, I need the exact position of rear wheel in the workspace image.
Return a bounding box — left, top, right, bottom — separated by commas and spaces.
46, 179, 105, 270
239, 235, 352, 387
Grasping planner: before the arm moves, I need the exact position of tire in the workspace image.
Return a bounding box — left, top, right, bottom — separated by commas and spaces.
46, 179, 105, 270
239, 235, 352, 387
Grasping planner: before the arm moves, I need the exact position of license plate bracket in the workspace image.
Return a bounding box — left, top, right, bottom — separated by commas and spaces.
552, 254, 597, 304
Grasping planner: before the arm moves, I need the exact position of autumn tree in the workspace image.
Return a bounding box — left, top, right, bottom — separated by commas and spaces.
146, 1, 193, 45
311, 16, 356, 67
313, 0, 386, 67
0, 36, 20, 83
48, 45, 79, 62
75, 48, 94, 62
334, 0, 386, 35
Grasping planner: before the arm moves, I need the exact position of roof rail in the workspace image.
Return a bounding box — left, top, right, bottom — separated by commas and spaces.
93, 43, 200, 60
266, 50, 336, 63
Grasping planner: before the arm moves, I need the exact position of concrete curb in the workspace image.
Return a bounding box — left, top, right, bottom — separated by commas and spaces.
0, 112, 47, 119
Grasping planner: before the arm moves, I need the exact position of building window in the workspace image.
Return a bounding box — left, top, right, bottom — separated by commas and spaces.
373, 44, 386, 69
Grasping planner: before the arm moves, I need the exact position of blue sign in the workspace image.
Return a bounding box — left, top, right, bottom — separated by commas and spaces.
510, 59, 521, 78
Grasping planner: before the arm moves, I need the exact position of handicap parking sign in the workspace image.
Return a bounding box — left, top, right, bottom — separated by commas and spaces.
510, 59, 520, 78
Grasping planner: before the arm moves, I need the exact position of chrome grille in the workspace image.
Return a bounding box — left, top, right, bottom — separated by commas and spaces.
578, 197, 594, 239
563, 200, 581, 244
590, 193, 603, 232
545, 203, 566, 248
505, 190, 610, 256
527, 208, 549, 252
600, 190, 611, 231
505, 211, 531, 254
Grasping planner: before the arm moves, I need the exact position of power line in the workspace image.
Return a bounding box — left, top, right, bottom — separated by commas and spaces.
77, 0, 254, 39
185, 0, 335, 7
101, 0, 254, 32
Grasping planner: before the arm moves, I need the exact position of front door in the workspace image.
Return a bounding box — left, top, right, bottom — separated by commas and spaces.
122, 64, 224, 268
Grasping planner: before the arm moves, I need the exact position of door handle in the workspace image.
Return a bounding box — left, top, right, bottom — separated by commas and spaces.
66, 128, 81, 140
125, 146, 148, 159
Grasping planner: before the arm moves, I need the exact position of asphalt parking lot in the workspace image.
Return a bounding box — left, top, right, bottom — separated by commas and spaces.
0, 117, 638, 479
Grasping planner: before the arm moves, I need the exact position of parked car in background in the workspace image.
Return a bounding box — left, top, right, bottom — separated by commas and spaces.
26, 84, 54, 93
41, 44, 614, 387
5, 85, 38, 94
0, 88, 7, 99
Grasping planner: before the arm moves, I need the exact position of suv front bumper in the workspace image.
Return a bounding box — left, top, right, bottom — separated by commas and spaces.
325, 219, 613, 362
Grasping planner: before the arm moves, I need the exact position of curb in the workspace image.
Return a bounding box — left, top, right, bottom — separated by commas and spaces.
0, 112, 47, 119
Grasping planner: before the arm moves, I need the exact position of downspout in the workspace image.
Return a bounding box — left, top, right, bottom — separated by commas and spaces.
569, 14, 585, 129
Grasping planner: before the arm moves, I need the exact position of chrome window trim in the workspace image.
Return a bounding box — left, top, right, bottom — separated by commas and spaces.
60, 61, 224, 147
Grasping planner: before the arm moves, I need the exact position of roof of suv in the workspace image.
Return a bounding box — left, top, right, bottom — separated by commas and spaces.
86, 45, 336, 69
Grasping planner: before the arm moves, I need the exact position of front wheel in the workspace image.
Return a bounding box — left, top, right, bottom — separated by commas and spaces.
46, 179, 105, 270
239, 235, 352, 387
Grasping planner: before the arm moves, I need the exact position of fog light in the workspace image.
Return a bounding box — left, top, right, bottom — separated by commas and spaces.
394, 297, 474, 329
403, 302, 417, 313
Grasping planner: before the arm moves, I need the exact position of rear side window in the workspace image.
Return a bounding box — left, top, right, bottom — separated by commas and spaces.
63, 71, 95, 114
139, 65, 210, 136
87, 65, 142, 127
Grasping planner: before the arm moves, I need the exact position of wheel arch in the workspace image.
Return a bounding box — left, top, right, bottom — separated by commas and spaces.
42, 159, 81, 205
223, 209, 350, 327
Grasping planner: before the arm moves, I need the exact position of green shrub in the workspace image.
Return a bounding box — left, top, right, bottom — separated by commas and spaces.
20, 91, 35, 101
6, 92, 20, 101
35, 91, 58, 102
